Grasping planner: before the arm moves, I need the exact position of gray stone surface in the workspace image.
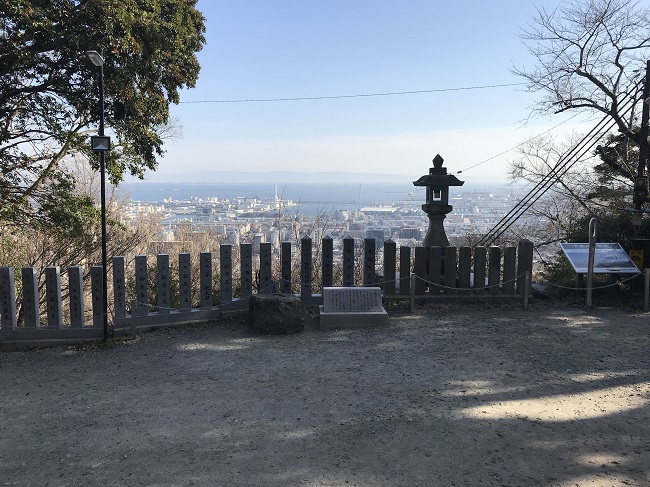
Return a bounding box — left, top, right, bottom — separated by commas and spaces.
249, 293, 305, 335
320, 286, 388, 331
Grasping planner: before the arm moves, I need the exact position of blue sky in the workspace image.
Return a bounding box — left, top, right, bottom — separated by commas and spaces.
146, 0, 609, 184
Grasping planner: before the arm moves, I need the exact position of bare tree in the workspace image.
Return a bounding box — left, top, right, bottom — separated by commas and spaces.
513, 0, 650, 143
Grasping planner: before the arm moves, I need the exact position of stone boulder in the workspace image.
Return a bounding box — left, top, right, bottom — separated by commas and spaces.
249, 294, 305, 335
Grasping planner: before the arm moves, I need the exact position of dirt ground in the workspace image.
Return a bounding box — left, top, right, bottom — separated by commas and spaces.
1, 301, 649, 487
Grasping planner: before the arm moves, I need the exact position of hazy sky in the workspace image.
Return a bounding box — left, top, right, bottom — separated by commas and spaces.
145, 0, 613, 184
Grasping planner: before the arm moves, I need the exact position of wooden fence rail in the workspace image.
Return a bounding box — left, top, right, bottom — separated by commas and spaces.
0, 237, 534, 347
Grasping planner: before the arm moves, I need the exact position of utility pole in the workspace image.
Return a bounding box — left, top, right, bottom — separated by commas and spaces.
634, 60, 650, 211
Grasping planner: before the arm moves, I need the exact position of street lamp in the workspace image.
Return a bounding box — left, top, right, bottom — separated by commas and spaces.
85, 50, 110, 342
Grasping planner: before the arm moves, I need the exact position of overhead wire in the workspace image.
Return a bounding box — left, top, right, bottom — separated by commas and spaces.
178, 82, 526, 103
453, 112, 582, 175
478, 111, 627, 247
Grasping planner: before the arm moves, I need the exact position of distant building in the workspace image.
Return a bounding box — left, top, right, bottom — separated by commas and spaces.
366, 227, 388, 243
335, 209, 350, 221
252, 233, 265, 254
399, 228, 421, 240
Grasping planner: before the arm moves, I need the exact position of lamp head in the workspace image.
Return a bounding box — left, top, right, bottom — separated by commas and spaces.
85, 50, 104, 67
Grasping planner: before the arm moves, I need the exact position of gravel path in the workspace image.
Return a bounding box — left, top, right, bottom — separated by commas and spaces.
1, 303, 649, 486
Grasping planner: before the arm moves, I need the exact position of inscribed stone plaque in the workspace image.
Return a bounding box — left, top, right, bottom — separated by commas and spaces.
113, 256, 127, 319
90, 266, 103, 327
301, 236, 312, 298
22, 267, 40, 328
135, 255, 148, 316
259, 243, 273, 294
179, 253, 192, 311
320, 286, 387, 331
240, 243, 253, 298
157, 254, 170, 314
322, 287, 384, 313
200, 252, 212, 309
45, 266, 63, 328
0, 267, 17, 330
220, 244, 233, 303
68, 266, 84, 328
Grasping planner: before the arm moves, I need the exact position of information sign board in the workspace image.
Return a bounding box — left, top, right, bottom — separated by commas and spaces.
560, 243, 640, 274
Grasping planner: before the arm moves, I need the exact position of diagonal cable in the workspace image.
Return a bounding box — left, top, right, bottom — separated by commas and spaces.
478, 84, 640, 247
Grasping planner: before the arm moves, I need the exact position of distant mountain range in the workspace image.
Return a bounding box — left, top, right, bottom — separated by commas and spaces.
143, 170, 408, 184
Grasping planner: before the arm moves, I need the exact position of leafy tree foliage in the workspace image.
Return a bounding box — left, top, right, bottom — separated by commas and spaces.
0, 0, 206, 228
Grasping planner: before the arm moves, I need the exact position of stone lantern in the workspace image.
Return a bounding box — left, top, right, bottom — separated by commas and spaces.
413, 154, 464, 247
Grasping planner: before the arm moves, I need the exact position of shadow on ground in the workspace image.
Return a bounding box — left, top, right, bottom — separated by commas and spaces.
1, 304, 648, 486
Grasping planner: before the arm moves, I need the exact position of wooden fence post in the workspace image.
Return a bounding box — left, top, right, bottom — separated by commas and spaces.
343, 236, 355, 287
414, 247, 427, 295
443, 246, 457, 294
517, 239, 534, 295
363, 237, 376, 287
399, 246, 411, 295
428, 246, 442, 295
458, 246, 471, 295
503, 247, 517, 294
473, 246, 487, 295
301, 236, 312, 299
259, 242, 273, 294
281, 242, 292, 293
488, 246, 501, 295
383, 240, 397, 296
322, 236, 334, 288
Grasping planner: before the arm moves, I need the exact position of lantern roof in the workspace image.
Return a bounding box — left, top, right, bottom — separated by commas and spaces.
413, 154, 464, 188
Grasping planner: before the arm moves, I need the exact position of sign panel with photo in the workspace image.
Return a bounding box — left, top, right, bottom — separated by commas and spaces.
560, 243, 640, 274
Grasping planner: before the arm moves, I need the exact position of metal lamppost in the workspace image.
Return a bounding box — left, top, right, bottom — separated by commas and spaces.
85, 50, 110, 341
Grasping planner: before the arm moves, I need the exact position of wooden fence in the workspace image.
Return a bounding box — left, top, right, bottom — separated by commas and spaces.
0, 237, 534, 347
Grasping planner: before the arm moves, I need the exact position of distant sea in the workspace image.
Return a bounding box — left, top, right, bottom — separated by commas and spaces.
116, 181, 507, 216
